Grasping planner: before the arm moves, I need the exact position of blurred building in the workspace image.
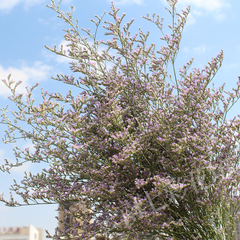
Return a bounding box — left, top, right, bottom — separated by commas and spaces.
0, 225, 42, 240
58, 202, 159, 239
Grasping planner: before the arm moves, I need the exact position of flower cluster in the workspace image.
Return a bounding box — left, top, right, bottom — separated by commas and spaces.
1, 0, 240, 239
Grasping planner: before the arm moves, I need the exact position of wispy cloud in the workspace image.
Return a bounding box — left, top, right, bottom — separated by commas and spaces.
184, 12, 196, 26
0, 61, 51, 98
193, 44, 206, 54
55, 40, 72, 64
178, 0, 229, 12
177, 0, 230, 20
0, 0, 22, 11
222, 62, 239, 70
0, 0, 44, 12
22, 0, 44, 10
183, 44, 206, 54
55, 39, 115, 67
11, 161, 32, 174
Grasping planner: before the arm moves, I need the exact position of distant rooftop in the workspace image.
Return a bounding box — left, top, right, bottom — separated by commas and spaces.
0, 224, 42, 240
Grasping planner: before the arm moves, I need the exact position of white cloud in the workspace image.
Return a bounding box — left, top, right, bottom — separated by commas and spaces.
185, 11, 196, 26
178, 0, 229, 11
43, 40, 81, 64
0, 143, 33, 175
157, 0, 230, 22
0, 0, 44, 11
177, 0, 230, 20
55, 39, 115, 66
55, 40, 72, 64
0, 61, 52, 98
23, 0, 44, 10
0, 152, 31, 174
11, 161, 32, 173
23, 142, 36, 153
0, 0, 22, 11
192, 9, 203, 16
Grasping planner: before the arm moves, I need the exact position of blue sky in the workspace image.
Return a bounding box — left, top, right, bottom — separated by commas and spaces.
0, 0, 240, 239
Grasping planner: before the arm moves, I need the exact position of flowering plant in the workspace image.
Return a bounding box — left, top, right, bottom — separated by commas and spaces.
1, 0, 240, 239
